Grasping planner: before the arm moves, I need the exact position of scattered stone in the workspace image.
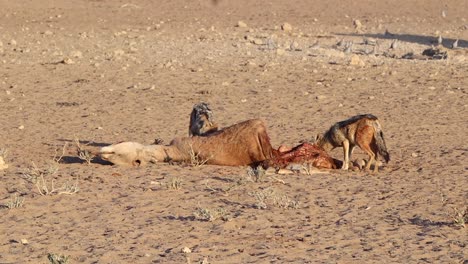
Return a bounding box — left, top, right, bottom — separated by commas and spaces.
114, 49, 125, 56
18, 125, 24, 130
428, 86, 436, 90
0, 156, 8, 170
289, 41, 299, 51
363, 37, 377, 45
310, 40, 320, 49
43, 30, 53, 35
20, 239, 28, 245
96, 126, 103, 130
344, 41, 353, 53
252, 38, 263, 45
237, 21, 247, 28
336, 39, 345, 47
316, 95, 327, 100
70, 50, 83, 58
62, 58, 74, 64
276, 48, 285, 55
181, 247, 191, 254
281, 22, 292, 32
9, 39, 17, 46
349, 55, 365, 66
353, 19, 362, 30
368, 96, 375, 100
411, 152, 418, 158
419, 47, 448, 60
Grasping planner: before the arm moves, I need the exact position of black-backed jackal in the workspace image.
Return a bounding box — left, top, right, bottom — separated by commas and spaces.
188, 102, 219, 136
316, 114, 390, 172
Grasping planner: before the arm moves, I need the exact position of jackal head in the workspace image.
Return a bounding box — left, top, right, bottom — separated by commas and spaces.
189, 102, 218, 136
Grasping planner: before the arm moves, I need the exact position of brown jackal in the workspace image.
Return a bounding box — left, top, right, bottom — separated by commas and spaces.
315, 114, 390, 172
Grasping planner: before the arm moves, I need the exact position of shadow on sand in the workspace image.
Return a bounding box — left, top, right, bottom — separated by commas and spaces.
337, 32, 467, 49
55, 138, 113, 165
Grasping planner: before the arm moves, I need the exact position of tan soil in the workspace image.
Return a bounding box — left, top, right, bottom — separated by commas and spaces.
0, 0, 467, 263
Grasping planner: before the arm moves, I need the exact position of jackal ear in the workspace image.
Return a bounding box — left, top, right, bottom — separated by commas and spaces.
314, 133, 322, 142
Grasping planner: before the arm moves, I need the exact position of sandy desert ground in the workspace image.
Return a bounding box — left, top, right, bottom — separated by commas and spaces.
0, 0, 467, 263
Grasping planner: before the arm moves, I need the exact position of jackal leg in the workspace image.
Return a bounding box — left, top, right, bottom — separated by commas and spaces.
349, 145, 356, 161
356, 125, 378, 172
342, 140, 350, 170
361, 145, 376, 172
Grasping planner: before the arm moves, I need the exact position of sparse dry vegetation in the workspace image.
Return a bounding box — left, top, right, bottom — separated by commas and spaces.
188, 143, 210, 167
246, 166, 266, 182
223, 175, 253, 193
0, 148, 8, 159
451, 206, 467, 228
3, 194, 25, 209
52, 143, 67, 164
166, 177, 183, 190
22, 162, 79, 196
47, 253, 70, 264
193, 206, 230, 222
74, 136, 94, 164
249, 188, 299, 209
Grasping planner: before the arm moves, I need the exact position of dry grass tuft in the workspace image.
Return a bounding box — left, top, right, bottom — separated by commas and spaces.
451, 206, 467, 228
249, 188, 299, 209
166, 177, 183, 190
3, 194, 25, 209
188, 143, 210, 167
52, 143, 67, 163
22, 162, 79, 196
193, 206, 230, 222
47, 253, 70, 264
0, 148, 8, 159
246, 166, 266, 182
74, 136, 94, 164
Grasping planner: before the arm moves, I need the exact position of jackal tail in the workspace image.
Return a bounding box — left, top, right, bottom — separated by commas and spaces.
372, 120, 390, 163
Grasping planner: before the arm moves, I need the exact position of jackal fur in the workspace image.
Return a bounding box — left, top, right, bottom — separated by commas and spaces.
316, 114, 390, 172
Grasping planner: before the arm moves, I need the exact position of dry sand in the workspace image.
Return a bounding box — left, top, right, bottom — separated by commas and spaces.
0, 0, 467, 263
